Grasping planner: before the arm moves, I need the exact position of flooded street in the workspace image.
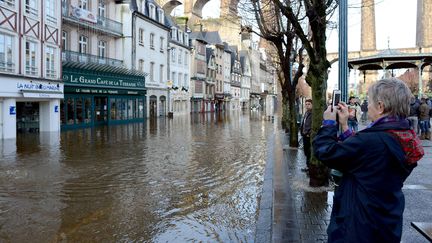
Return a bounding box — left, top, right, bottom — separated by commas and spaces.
0, 112, 275, 242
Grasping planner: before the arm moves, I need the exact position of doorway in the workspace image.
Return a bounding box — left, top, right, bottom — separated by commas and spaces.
149, 95, 157, 118
16, 102, 39, 133
94, 96, 108, 125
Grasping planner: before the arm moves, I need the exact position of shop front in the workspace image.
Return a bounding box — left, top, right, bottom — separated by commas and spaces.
0, 76, 63, 139
62, 64, 146, 130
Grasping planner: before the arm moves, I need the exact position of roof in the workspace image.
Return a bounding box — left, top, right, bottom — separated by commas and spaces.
348, 49, 432, 70
202, 31, 222, 45
189, 32, 208, 43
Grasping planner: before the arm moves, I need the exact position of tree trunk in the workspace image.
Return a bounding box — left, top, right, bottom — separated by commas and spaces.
288, 89, 299, 147
307, 61, 330, 187
281, 95, 289, 131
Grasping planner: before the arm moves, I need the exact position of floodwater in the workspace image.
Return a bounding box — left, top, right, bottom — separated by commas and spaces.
0, 112, 275, 242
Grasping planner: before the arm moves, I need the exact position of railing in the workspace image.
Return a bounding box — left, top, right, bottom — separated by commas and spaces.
231, 81, 241, 87
25, 66, 38, 76
61, 4, 122, 36
0, 61, 14, 72
62, 50, 123, 67
46, 69, 57, 79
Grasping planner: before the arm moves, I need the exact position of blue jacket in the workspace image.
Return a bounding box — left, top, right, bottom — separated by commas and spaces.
313, 120, 422, 243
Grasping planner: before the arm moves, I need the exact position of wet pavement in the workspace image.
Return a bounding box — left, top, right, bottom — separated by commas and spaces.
260, 122, 432, 242
0, 112, 277, 242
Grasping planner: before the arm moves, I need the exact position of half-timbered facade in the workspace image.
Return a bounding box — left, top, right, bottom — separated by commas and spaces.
0, 0, 62, 139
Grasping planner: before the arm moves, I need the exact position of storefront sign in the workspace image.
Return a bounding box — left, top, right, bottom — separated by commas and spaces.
62, 73, 145, 90
9, 106, 16, 115
65, 87, 145, 96
17, 82, 62, 92
22, 92, 64, 98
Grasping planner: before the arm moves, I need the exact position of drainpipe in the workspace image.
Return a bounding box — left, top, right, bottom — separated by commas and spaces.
130, 0, 138, 70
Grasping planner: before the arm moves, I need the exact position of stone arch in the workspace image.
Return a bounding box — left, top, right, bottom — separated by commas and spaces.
162, 0, 182, 15
191, 0, 211, 18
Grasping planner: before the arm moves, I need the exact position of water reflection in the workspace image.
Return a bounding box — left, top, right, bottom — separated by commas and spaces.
0, 112, 273, 242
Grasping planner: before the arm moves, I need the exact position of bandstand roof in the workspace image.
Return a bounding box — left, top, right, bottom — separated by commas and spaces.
348, 49, 432, 71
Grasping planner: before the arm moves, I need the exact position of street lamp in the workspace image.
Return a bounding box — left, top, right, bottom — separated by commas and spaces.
338, 0, 348, 102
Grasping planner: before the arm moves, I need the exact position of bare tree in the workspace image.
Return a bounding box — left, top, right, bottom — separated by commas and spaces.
240, 0, 306, 148
242, 0, 337, 186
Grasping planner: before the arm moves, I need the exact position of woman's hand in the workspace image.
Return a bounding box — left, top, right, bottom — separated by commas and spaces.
337, 102, 349, 131
323, 105, 337, 121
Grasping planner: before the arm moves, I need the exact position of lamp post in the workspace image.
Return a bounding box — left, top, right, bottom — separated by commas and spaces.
338, 0, 348, 102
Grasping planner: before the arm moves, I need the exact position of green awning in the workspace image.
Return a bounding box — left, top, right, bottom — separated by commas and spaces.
63, 61, 147, 77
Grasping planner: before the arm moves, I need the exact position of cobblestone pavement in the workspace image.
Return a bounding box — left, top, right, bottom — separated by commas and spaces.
256, 123, 432, 243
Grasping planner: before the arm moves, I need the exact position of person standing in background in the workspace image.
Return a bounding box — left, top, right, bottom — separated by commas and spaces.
360, 99, 368, 123
300, 99, 313, 172
419, 97, 431, 140
347, 96, 361, 131
408, 96, 420, 134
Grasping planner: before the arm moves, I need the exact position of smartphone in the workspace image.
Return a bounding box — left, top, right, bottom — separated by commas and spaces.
332, 90, 341, 112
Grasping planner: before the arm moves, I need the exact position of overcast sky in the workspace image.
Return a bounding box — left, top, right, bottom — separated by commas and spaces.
199, 0, 418, 50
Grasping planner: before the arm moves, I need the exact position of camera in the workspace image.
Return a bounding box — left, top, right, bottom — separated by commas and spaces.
331, 90, 341, 112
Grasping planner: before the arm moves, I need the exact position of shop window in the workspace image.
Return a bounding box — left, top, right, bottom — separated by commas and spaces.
110, 98, 117, 120
66, 98, 74, 124
138, 99, 144, 118
84, 98, 91, 123
76, 98, 83, 124
128, 99, 133, 119
60, 99, 66, 125
120, 99, 126, 120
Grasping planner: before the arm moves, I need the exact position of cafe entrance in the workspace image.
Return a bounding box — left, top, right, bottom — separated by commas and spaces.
94, 96, 108, 125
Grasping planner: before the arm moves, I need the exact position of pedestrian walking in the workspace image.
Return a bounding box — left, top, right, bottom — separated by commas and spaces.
313, 78, 424, 242
347, 96, 361, 131
419, 97, 431, 140
300, 99, 312, 172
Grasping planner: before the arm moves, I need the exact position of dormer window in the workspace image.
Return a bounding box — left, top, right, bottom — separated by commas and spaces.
149, 4, 155, 19
184, 33, 189, 45
158, 9, 164, 24
171, 28, 177, 41
178, 31, 183, 44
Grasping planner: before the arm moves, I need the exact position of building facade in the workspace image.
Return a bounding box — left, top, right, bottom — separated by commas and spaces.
167, 18, 191, 116
222, 43, 232, 111
122, 0, 169, 118
205, 47, 216, 112
230, 49, 241, 111
189, 32, 207, 113
240, 50, 251, 110
0, 0, 62, 139
61, 0, 146, 130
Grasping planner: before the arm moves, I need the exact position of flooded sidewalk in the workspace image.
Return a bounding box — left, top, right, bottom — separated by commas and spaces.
260, 125, 432, 242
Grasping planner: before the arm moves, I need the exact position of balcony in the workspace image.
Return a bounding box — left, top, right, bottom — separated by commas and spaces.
62, 4, 122, 37
62, 50, 123, 67
231, 81, 241, 87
